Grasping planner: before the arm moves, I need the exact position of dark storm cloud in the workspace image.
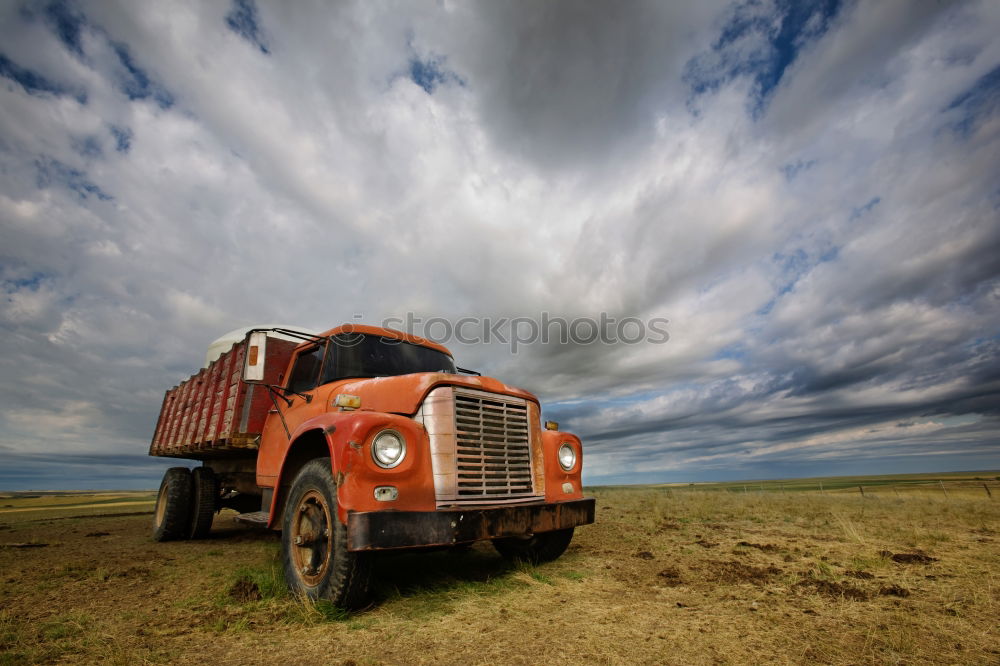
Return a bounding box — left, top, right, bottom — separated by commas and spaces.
421, 0, 727, 170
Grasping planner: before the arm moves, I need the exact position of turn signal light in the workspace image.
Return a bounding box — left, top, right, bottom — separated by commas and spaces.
334, 394, 361, 410
545, 420, 559, 430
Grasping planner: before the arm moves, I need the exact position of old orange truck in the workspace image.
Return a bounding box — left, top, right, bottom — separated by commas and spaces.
149, 324, 594, 607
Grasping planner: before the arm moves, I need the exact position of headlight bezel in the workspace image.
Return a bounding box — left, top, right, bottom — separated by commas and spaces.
557, 442, 577, 471
370, 429, 407, 469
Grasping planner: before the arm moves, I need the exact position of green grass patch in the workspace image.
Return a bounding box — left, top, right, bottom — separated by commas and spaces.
559, 570, 586, 581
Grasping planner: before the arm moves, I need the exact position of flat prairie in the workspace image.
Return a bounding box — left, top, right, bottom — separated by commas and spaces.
1, 477, 997, 665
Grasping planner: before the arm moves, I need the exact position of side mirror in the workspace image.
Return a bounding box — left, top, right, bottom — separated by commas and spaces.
243, 331, 268, 383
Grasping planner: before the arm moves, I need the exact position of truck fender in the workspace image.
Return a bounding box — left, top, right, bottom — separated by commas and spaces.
540, 430, 585, 502
266, 411, 429, 528
266, 412, 355, 529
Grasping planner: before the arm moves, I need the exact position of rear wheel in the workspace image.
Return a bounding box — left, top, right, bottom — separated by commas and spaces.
281, 458, 371, 608
188, 467, 219, 539
493, 528, 574, 564
152, 467, 192, 542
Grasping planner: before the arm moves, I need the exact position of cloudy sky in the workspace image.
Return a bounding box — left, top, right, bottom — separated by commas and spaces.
1, 0, 998, 489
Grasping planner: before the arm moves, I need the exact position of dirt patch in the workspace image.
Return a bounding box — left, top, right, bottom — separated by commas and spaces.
844, 570, 874, 580
85, 531, 111, 537
708, 560, 783, 584
228, 578, 262, 603
0, 542, 48, 548
656, 567, 683, 586
694, 538, 718, 549
634, 551, 655, 560
794, 579, 869, 600
880, 550, 938, 564
879, 585, 910, 598
121, 566, 152, 579
737, 541, 781, 553
659, 521, 681, 531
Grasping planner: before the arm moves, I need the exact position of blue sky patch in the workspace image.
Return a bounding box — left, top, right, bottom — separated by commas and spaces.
685, 0, 845, 116
42, 0, 86, 56
225, 0, 270, 54
112, 42, 174, 109
35, 157, 113, 201
109, 125, 132, 153
714, 343, 749, 362
410, 57, 445, 93
408, 55, 463, 94
3, 272, 50, 291
945, 64, 1000, 137
71, 135, 102, 159
780, 158, 817, 181
849, 196, 881, 220
0, 52, 68, 97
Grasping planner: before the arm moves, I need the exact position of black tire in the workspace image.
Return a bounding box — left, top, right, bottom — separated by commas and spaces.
152, 467, 193, 542
188, 467, 219, 539
493, 527, 574, 564
281, 458, 371, 608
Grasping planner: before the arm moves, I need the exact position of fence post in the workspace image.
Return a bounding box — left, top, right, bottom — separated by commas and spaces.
939, 480, 949, 500
893, 487, 900, 499
984, 484, 993, 499
859, 485, 865, 498
819, 481, 825, 495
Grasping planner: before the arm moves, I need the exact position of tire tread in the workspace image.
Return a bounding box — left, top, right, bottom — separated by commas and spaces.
281, 458, 371, 608
188, 467, 218, 539
152, 467, 192, 542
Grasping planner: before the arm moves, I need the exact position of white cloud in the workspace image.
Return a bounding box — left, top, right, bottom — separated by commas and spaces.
0, 0, 997, 488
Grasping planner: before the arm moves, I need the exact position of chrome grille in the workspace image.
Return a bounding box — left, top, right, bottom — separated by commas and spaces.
454, 390, 534, 499
416, 386, 543, 506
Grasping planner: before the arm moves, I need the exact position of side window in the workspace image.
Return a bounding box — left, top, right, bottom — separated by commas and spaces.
320, 342, 338, 386
287, 345, 324, 394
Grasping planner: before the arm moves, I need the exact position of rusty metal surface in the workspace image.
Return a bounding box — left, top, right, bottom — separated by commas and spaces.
148, 336, 297, 459
417, 386, 458, 498
416, 386, 545, 508
346, 497, 596, 551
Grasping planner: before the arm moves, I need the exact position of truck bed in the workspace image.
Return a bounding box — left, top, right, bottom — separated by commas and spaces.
149, 334, 298, 460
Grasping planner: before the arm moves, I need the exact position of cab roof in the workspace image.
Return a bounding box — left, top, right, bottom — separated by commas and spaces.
315, 324, 453, 358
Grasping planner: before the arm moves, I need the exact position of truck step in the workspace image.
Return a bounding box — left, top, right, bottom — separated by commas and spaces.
233, 511, 269, 528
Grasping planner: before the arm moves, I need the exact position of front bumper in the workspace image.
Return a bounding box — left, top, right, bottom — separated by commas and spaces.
346, 497, 596, 551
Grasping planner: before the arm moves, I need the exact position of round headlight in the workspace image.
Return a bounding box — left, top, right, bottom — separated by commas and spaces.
558, 442, 576, 471
371, 430, 406, 468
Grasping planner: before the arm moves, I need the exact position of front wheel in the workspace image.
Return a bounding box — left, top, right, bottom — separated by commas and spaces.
493, 528, 575, 564
280, 458, 371, 608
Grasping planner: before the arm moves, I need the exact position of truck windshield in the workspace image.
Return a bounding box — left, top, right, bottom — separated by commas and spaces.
321, 333, 456, 382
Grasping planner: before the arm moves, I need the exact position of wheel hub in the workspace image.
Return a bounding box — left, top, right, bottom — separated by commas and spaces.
289, 489, 333, 587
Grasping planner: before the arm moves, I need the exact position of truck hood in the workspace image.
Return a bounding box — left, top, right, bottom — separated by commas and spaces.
330, 372, 538, 415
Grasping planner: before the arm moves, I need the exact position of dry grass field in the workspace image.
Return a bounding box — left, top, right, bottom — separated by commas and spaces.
1, 475, 997, 665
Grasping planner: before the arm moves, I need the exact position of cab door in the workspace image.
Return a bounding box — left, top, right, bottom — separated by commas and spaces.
256, 342, 328, 486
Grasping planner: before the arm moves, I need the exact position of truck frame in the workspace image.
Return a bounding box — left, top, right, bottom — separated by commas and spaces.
149, 324, 595, 607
